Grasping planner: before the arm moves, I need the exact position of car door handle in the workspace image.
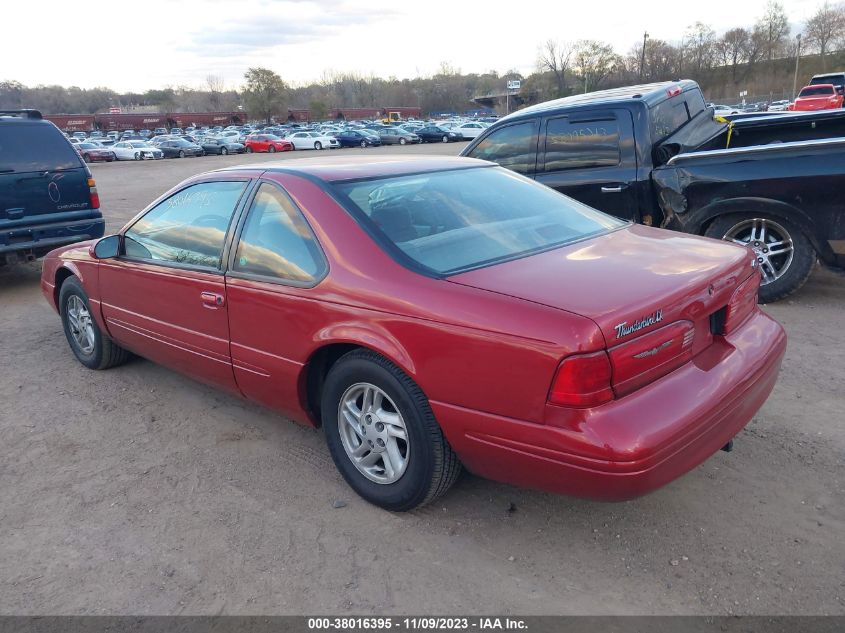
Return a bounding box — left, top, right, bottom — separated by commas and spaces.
601, 184, 628, 193
201, 292, 225, 308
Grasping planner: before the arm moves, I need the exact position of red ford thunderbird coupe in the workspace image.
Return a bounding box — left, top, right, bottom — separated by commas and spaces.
41, 156, 787, 510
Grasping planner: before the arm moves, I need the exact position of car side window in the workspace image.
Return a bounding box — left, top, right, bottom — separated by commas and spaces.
123, 180, 247, 269
232, 182, 326, 285
543, 116, 621, 171
466, 121, 537, 174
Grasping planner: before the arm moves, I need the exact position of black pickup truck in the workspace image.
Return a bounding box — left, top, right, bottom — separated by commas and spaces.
461, 80, 845, 302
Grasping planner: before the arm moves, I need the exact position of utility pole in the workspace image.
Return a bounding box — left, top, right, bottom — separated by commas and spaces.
792, 33, 802, 100
505, 82, 509, 115
639, 31, 649, 82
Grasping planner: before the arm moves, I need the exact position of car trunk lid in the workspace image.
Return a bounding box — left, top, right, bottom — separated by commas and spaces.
448, 224, 756, 357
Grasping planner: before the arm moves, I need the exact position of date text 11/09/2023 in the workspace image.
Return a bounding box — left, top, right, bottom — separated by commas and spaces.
307, 617, 528, 630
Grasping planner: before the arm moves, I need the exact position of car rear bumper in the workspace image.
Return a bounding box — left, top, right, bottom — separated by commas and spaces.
432, 309, 786, 500
1, 216, 105, 258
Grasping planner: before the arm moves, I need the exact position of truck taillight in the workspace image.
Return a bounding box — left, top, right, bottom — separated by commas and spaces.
721, 273, 760, 335
608, 321, 695, 397
87, 177, 100, 209
548, 351, 613, 408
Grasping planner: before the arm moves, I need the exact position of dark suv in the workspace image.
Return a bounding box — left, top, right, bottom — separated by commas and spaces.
0, 110, 104, 265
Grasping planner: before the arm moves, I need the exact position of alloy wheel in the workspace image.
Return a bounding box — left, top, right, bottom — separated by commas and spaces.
67, 295, 95, 355
337, 382, 410, 484
722, 217, 794, 285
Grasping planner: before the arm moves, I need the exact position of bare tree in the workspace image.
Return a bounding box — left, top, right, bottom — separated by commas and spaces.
757, 1, 791, 64
538, 40, 574, 97
572, 40, 621, 93
715, 28, 752, 82
684, 22, 716, 76
805, 2, 845, 71
205, 75, 225, 109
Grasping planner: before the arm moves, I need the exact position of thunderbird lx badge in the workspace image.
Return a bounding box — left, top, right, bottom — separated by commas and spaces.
614, 309, 663, 340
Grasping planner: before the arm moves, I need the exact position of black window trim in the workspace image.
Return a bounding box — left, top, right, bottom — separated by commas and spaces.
117, 177, 254, 275
224, 178, 330, 289
540, 111, 623, 173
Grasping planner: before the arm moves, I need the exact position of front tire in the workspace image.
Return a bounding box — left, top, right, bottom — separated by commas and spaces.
705, 213, 816, 303
442, 135, 449, 143
399, 137, 407, 145
314, 141, 322, 150
246, 146, 253, 153
59, 277, 130, 370
269, 145, 276, 153
178, 150, 185, 158
360, 140, 367, 148
134, 152, 141, 161
322, 350, 461, 511
221, 147, 228, 155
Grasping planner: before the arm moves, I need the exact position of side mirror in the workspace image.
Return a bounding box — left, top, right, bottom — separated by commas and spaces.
91, 234, 120, 260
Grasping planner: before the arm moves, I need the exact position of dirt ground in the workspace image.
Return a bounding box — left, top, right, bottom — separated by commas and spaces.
1, 144, 843, 615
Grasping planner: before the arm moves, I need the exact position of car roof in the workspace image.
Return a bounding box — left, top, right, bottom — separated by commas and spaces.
215, 155, 492, 182
498, 80, 699, 122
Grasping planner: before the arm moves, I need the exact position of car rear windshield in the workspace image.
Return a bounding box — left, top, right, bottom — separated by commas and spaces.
799, 86, 834, 96
333, 166, 624, 275
649, 89, 707, 143
810, 75, 844, 87
0, 123, 82, 172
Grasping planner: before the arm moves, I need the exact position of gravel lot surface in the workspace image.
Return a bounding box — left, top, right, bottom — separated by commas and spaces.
1, 143, 843, 615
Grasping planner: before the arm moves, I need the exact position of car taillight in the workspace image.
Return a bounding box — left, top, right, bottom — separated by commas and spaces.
87, 177, 100, 209
721, 273, 760, 335
548, 351, 613, 408
608, 321, 695, 397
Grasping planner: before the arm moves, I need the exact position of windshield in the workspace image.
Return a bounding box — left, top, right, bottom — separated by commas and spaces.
333, 166, 624, 275
810, 75, 844, 87
799, 86, 834, 96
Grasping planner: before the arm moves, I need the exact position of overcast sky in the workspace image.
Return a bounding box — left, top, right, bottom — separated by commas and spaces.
2, 0, 823, 92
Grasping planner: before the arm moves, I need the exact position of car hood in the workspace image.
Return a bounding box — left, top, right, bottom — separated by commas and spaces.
448, 224, 756, 346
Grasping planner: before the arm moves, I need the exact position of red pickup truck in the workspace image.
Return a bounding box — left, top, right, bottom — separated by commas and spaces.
789, 84, 844, 111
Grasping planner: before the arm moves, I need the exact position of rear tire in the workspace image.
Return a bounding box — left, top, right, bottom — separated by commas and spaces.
704, 213, 816, 303
59, 277, 130, 370
322, 350, 461, 511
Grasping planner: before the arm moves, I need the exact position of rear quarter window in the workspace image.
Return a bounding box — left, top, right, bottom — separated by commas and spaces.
0, 123, 83, 172
649, 89, 707, 143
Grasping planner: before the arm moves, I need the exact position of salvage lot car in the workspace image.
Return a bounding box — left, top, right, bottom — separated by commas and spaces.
40, 156, 785, 511
111, 140, 164, 161
75, 141, 116, 163
0, 109, 105, 264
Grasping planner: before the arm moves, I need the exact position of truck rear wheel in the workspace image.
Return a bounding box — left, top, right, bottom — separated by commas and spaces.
705, 214, 816, 303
